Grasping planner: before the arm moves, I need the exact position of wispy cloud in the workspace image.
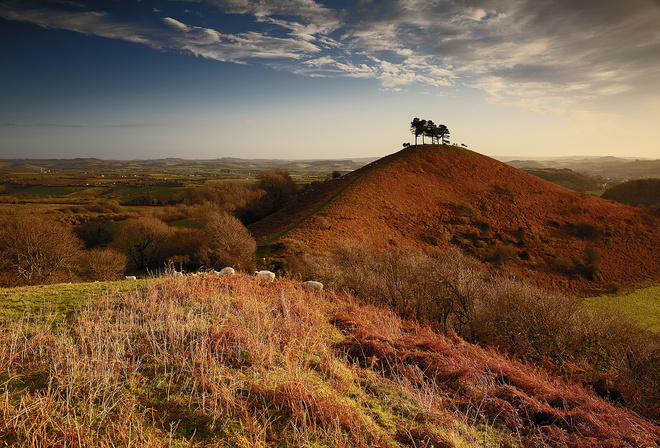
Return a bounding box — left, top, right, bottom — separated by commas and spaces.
2, 122, 153, 128
2, 0, 659, 114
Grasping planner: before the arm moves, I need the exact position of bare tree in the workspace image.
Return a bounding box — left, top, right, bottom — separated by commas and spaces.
115, 216, 172, 271
200, 212, 256, 270
0, 214, 83, 286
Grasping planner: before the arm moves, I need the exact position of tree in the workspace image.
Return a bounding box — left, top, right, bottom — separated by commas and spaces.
199, 212, 256, 269
410, 118, 426, 145
115, 216, 172, 272
239, 169, 298, 223
437, 124, 450, 145
0, 214, 84, 286
424, 120, 436, 144
77, 248, 127, 281
411, 118, 449, 145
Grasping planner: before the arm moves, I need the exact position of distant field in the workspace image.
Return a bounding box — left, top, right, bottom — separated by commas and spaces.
584, 284, 660, 333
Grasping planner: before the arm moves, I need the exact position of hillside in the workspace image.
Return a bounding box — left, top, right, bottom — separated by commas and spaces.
520, 168, 603, 192
503, 156, 660, 183
250, 145, 660, 294
2, 274, 659, 447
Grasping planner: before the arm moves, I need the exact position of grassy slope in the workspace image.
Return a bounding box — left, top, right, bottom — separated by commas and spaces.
251, 145, 660, 295
1, 274, 659, 447
0, 280, 145, 320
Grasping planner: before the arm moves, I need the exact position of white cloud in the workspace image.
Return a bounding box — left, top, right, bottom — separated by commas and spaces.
2, 0, 659, 115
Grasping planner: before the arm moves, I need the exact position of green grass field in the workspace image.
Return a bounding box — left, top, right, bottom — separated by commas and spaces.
584, 284, 660, 333
0, 280, 148, 321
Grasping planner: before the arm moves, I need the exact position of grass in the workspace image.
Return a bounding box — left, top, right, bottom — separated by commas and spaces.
0, 280, 146, 321
584, 283, 660, 333
258, 145, 421, 246
1, 273, 658, 446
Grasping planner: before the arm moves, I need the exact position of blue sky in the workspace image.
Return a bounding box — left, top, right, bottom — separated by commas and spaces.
1, 0, 659, 160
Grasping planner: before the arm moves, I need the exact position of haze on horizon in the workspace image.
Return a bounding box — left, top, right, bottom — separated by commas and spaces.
1, 0, 659, 161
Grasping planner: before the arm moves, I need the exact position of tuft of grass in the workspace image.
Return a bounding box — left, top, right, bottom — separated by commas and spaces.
584, 283, 660, 333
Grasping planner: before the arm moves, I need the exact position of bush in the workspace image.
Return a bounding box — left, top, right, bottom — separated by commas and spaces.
298, 242, 489, 339
75, 220, 113, 248
0, 214, 84, 286
114, 216, 172, 271
77, 248, 127, 281
198, 212, 256, 270
187, 181, 264, 214
570, 222, 605, 241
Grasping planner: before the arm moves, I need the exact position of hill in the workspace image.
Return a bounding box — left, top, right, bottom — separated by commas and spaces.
2, 274, 659, 446
250, 145, 660, 294
601, 178, 660, 211
503, 156, 660, 184
519, 168, 603, 193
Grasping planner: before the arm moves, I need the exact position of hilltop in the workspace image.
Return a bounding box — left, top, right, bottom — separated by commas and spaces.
2, 273, 659, 446
250, 145, 660, 294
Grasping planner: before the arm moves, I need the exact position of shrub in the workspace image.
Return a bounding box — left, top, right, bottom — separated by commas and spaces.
553, 256, 574, 274
114, 216, 172, 271
298, 242, 489, 339
76, 248, 127, 281
0, 214, 84, 286
198, 212, 256, 270
75, 220, 113, 248
570, 222, 605, 241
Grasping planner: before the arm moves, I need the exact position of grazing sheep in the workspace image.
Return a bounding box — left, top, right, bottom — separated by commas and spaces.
124, 275, 137, 280
173, 271, 184, 277
216, 267, 235, 276
304, 280, 323, 290
254, 270, 276, 282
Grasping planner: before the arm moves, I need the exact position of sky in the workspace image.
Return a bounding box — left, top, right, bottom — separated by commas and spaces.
1, 0, 659, 161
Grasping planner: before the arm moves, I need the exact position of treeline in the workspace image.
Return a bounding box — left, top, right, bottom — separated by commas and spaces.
523, 168, 604, 192
294, 241, 660, 419
0, 169, 305, 285
601, 178, 660, 211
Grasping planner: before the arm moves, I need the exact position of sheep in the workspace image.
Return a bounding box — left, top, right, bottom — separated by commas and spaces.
304, 280, 323, 290
173, 270, 184, 277
214, 267, 235, 276
254, 270, 275, 282
124, 275, 137, 280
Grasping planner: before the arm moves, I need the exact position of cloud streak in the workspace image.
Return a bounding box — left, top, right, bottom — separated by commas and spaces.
2, 0, 659, 114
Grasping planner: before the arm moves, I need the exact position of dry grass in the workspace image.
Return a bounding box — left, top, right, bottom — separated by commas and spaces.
251, 144, 660, 295
1, 273, 659, 447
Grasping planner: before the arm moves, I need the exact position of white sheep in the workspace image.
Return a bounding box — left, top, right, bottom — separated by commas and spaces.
173, 270, 184, 277
304, 280, 323, 290
215, 267, 235, 276
254, 270, 275, 282
124, 275, 137, 280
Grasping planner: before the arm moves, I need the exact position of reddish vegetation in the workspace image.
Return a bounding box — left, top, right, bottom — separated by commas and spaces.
3, 273, 658, 446
331, 295, 660, 447
250, 145, 660, 294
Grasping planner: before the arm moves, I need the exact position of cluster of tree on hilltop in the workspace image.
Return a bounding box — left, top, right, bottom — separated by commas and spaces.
410, 117, 450, 145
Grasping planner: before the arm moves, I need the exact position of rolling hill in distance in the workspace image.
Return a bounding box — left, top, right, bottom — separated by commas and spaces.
250, 145, 660, 295
501, 155, 660, 183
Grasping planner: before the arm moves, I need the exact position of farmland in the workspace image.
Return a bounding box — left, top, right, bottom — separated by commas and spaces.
0, 157, 372, 219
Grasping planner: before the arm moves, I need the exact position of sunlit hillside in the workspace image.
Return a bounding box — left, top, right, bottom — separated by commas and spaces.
2, 273, 659, 447
251, 145, 660, 294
